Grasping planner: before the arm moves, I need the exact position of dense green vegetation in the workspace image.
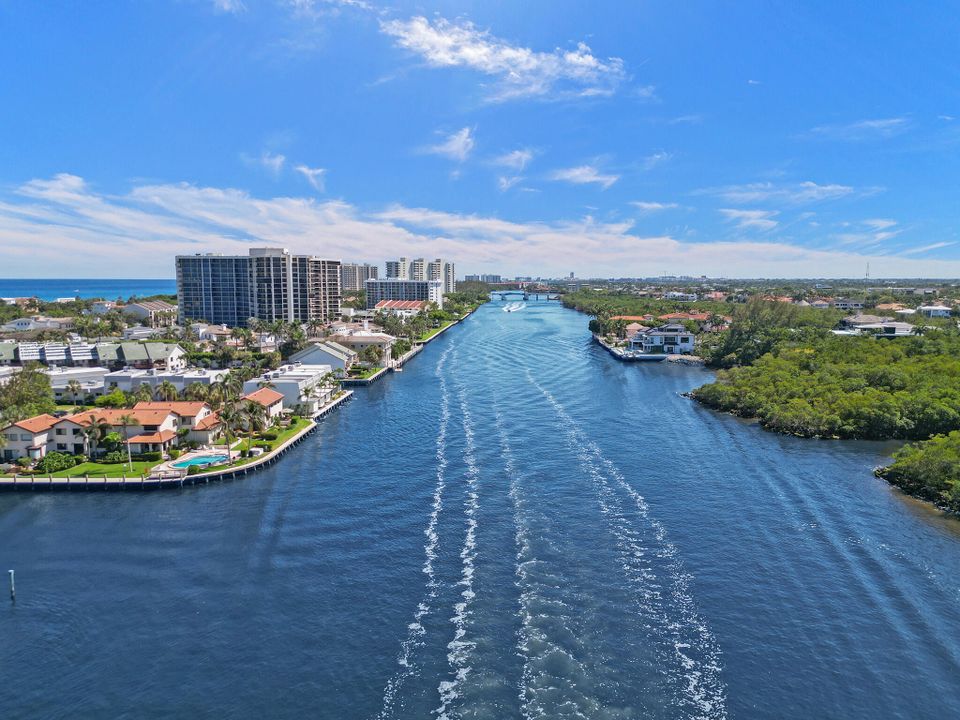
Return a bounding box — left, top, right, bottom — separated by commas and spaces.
698, 298, 845, 367
692, 333, 960, 440
563, 289, 733, 323
0, 364, 56, 425
877, 432, 960, 512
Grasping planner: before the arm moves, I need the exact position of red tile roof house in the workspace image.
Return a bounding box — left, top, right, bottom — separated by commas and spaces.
1, 414, 59, 462
133, 402, 223, 445
374, 299, 429, 318
242, 387, 285, 421
2, 402, 225, 462
66, 409, 181, 455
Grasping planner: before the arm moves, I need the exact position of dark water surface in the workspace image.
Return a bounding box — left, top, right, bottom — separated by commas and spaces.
0, 278, 176, 302
2, 301, 959, 719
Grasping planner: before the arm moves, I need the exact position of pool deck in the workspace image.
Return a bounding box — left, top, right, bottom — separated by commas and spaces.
0, 391, 353, 492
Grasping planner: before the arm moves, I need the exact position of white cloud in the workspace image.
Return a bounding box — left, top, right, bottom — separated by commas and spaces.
4, 173, 960, 279
295, 164, 326, 191
379, 16, 626, 101
493, 148, 533, 171
702, 180, 860, 204
719, 208, 779, 231
549, 165, 619, 190
747, 79, 761, 85
425, 127, 475, 162
809, 117, 909, 140
497, 176, 523, 192
242, 151, 286, 177
900, 241, 955, 256
631, 201, 679, 214
642, 151, 671, 170
212, 0, 245, 13
863, 218, 897, 230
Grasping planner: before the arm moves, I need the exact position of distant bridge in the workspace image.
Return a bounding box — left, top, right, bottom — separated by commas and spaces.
495, 290, 562, 301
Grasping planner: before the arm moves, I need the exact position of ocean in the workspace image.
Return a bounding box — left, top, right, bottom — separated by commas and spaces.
0, 278, 177, 302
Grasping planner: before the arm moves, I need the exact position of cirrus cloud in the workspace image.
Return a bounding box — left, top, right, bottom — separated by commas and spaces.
380, 16, 627, 101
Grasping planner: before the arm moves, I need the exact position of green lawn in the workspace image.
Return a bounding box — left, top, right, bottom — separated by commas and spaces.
348, 366, 382, 379
419, 320, 455, 341
48, 461, 160, 478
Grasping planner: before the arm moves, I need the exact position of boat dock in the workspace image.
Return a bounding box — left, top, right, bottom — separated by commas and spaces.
0, 391, 353, 492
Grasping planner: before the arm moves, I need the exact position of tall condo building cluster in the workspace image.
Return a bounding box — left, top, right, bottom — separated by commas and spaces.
176, 248, 341, 328
385, 257, 456, 294
364, 256, 456, 310
340, 262, 379, 291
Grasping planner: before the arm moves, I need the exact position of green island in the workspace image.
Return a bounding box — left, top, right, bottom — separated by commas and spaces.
564, 288, 960, 512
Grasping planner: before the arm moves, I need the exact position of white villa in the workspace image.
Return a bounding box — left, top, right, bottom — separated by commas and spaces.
628, 323, 696, 355
242, 363, 334, 416
918, 305, 952, 318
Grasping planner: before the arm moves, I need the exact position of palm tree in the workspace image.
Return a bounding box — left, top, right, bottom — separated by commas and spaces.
183, 382, 209, 402
154, 380, 179, 402
306, 318, 323, 339
243, 400, 267, 452
117, 413, 137, 470
83, 415, 111, 458
218, 402, 245, 459
66, 379, 83, 404
131, 383, 153, 406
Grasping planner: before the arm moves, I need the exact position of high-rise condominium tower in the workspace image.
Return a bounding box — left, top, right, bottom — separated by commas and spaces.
340, 262, 379, 291
176, 248, 341, 327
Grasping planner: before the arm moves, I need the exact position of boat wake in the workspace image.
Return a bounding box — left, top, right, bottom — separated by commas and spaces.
525, 369, 728, 720
493, 405, 605, 720
376, 343, 454, 720
434, 377, 481, 719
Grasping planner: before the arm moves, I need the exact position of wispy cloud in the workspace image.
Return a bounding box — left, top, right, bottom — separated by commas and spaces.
212, 0, 245, 13
295, 164, 326, 191
719, 208, 779, 231
379, 16, 627, 101
4, 173, 960, 278
549, 165, 619, 190
631, 201, 679, 214
493, 148, 534, 171
642, 151, 671, 170
424, 127, 475, 162
242, 150, 286, 177
285, 0, 371, 16
900, 241, 955, 256
701, 180, 861, 204
863, 218, 897, 231
809, 117, 909, 141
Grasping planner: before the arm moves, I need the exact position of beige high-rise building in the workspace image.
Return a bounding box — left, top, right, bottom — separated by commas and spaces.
428, 258, 456, 294
409, 258, 426, 281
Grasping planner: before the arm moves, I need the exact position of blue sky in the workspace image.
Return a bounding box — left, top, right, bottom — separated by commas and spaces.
1, 0, 958, 278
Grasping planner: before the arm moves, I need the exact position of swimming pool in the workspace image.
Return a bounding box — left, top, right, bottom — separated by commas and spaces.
172, 454, 229, 469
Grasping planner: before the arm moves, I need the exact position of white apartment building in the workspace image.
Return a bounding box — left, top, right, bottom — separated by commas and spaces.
365, 278, 444, 310
427, 258, 456, 293
242, 363, 334, 416
385, 257, 409, 279
104, 367, 230, 394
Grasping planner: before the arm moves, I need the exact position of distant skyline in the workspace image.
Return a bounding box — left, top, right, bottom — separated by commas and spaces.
1, 1, 958, 278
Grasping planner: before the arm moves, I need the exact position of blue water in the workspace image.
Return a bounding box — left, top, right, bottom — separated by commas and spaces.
172, 454, 229, 468
0, 278, 176, 302
2, 300, 960, 719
